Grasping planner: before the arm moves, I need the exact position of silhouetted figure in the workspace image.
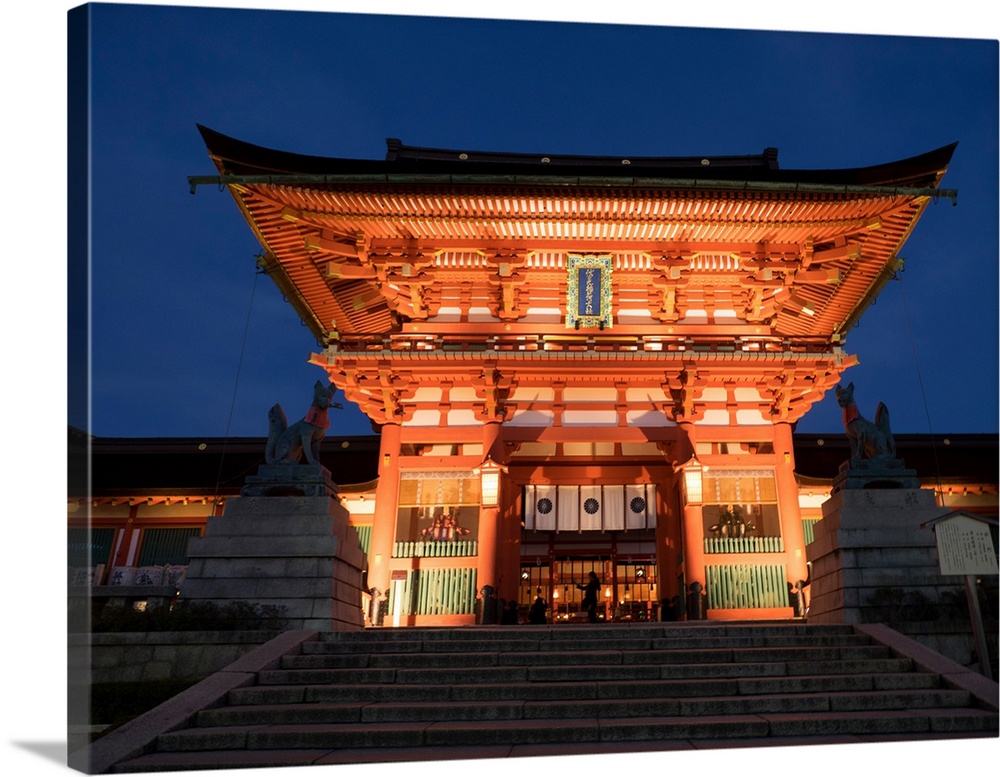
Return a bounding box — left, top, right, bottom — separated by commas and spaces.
501, 599, 519, 624
529, 587, 548, 624
577, 571, 601, 623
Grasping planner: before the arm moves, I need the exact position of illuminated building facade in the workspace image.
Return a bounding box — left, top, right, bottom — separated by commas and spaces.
73, 132, 980, 626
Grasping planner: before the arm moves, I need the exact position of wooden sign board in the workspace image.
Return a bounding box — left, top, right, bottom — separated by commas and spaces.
933, 514, 999, 576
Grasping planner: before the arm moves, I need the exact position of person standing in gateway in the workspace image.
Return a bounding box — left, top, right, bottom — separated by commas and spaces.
577, 571, 601, 623
529, 587, 548, 624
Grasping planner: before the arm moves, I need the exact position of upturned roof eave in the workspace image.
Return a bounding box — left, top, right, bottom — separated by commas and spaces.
193, 125, 957, 194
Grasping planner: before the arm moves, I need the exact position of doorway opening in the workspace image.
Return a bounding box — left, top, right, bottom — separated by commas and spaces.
517, 551, 659, 622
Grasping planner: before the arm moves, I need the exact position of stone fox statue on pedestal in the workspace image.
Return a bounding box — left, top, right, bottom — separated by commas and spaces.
266, 381, 342, 465
835, 382, 895, 462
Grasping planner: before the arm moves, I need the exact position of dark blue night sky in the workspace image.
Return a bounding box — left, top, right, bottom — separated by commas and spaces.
71, 3, 1000, 443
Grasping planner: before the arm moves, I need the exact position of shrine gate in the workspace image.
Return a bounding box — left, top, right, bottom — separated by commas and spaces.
193, 128, 955, 625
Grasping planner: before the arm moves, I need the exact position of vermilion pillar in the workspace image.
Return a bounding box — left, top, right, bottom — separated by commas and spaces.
495, 477, 521, 605
654, 474, 681, 609
677, 422, 706, 615
773, 421, 809, 585
368, 422, 401, 602
476, 421, 504, 598
114, 504, 141, 568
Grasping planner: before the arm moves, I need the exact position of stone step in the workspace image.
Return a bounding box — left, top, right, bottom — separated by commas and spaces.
660, 661, 788, 680
114, 731, 999, 774
763, 708, 999, 737
261, 656, 915, 686
625, 645, 890, 663
232, 682, 448, 705
101, 622, 998, 775
110, 748, 371, 773
735, 671, 941, 695
674, 688, 975, 717
306, 633, 875, 653
783, 658, 914, 675
302, 628, 871, 654
288, 644, 893, 668
302, 627, 871, 654
199, 687, 975, 727
315, 623, 861, 641
156, 704, 997, 754
237, 668, 941, 707
154, 715, 767, 752
234, 677, 742, 704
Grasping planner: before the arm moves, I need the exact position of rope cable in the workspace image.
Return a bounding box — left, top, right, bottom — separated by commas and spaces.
211, 265, 265, 509
895, 272, 945, 504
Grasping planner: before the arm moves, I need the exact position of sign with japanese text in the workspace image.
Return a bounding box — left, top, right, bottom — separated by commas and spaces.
933, 514, 999, 576
566, 254, 612, 329
577, 266, 601, 317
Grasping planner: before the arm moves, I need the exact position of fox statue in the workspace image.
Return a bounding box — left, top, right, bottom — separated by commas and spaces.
835, 382, 895, 462
265, 381, 342, 466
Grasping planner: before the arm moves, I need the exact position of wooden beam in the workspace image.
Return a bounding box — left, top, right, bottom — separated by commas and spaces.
326, 262, 377, 280
811, 243, 861, 264
365, 238, 804, 257
795, 268, 841, 284
399, 321, 787, 339
304, 233, 360, 258
502, 426, 679, 444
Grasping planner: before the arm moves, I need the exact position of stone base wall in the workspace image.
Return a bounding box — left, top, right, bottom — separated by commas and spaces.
180, 494, 365, 631
887, 620, 996, 672
807, 487, 956, 625
69, 631, 276, 685
805, 487, 999, 671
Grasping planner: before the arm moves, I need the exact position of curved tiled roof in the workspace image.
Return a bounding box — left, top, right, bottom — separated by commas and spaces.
189, 129, 960, 428
197, 125, 956, 189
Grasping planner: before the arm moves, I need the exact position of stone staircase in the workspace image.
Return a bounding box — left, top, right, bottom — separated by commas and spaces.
97, 622, 998, 772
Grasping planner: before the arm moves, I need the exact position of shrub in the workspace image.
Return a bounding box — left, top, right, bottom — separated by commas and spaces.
90, 599, 288, 632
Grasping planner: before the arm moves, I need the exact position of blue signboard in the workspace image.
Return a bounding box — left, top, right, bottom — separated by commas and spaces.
577, 266, 602, 317
567, 255, 612, 329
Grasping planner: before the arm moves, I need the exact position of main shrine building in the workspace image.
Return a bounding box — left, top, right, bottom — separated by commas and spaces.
79, 131, 976, 627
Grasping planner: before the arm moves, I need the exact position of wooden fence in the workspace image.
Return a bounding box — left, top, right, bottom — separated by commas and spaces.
390, 567, 478, 616
705, 563, 789, 609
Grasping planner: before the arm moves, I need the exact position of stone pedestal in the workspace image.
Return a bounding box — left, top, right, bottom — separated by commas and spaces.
180, 469, 365, 630
240, 463, 339, 497
806, 486, 954, 624
831, 458, 921, 492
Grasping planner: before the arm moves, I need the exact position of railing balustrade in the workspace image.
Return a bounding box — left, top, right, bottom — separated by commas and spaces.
393, 540, 478, 558
703, 535, 784, 554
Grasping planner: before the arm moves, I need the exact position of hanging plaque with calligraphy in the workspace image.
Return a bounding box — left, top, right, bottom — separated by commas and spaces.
566, 254, 613, 329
